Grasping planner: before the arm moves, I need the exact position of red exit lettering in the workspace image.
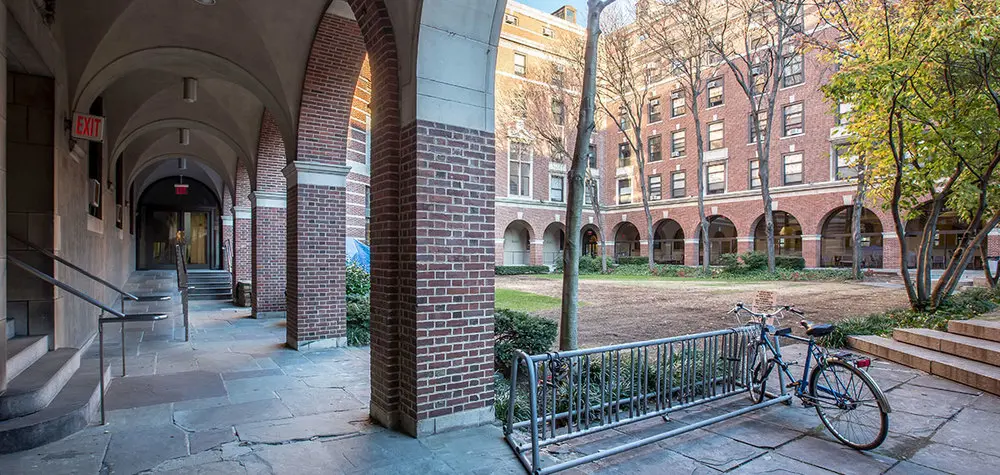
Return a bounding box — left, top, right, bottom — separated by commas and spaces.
72, 113, 105, 142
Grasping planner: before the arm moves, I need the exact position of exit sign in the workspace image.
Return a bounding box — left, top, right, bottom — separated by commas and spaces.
71, 113, 105, 142
174, 184, 189, 195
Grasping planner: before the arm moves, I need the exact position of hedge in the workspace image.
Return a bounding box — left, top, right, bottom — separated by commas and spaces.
494, 308, 557, 377
495, 265, 550, 275
616, 256, 649, 265
775, 256, 806, 270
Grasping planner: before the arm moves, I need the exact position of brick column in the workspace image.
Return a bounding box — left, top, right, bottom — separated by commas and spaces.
234, 164, 252, 292
283, 161, 351, 350
737, 236, 754, 255
883, 233, 900, 270
251, 192, 286, 318
801, 235, 821, 268
530, 239, 543, 266
221, 187, 234, 274
684, 238, 700, 266
370, 121, 495, 437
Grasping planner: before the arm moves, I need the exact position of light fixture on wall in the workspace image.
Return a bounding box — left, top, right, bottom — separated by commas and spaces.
178, 158, 188, 170
179, 128, 191, 145
194, 0, 217, 5
183, 77, 198, 103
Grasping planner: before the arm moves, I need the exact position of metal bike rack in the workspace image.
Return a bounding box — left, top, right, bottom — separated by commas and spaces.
505, 326, 792, 475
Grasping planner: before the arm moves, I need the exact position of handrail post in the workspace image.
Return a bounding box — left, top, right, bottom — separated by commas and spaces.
120, 299, 126, 377
98, 311, 106, 426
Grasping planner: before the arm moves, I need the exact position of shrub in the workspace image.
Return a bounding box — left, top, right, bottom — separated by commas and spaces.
346, 263, 370, 296
346, 294, 370, 346
553, 255, 609, 273
775, 256, 806, 270
740, 251, 769, 272
616, 256, 649, 266
494, 308, 558, 377
719, 253, 742, 273
495, 265, 550, 275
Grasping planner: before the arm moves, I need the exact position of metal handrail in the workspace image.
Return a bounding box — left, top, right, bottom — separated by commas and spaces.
7, 255, 124, 318
8, 234, 138, 302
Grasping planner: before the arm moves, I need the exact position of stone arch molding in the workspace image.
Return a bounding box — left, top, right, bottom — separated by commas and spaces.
73, 47, 297, 161
131, 154, 228, 203
113, 118, 255, 186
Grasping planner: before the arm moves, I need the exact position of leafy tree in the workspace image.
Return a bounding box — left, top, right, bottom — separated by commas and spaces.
824, 0, 1000, 310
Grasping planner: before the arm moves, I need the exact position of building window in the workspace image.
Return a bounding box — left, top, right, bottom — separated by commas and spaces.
648, 97, 662, 123
671, 130, 686, 157
542, 25, 553, 37
648, 174, 662, 201
836, 102, 853, 125
551, 99, 565, 126
751, 62, 767, 95
618, 105, 629, 130
749, 159, 761, 189
585, 178, 598, 205
670, 90, 686, 117
783, 102, 804, 136
748, 110, 768, 143
550, 175, 565, 202
588, 144, 597, 169
646, 62, 662, 83
648, 135, 662, 162
618, 142, 631, 167
508, 141, 532, 197
707, 163, 726, 194
783, 152, 804, 185
671, 171, 686, 198
514, 53, 526, 76
87, 97, 104, 219
834, 144, 859, 180
618, 179, 632, 204
707, 121, 725, 150
364, 185, 371, 242
504, 14, 518, 25
553, 64, 565, 87
707, 78, 723, 107
782, 53, 804, 87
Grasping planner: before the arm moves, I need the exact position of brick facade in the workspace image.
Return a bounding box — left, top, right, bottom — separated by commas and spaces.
234, 162, 253, 289
252, 112, 287, 318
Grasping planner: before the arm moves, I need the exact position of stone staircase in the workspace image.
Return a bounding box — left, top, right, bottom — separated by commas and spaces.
187, 270, 233, 301
0, 333, 109, 453
849, 320, 1000, 396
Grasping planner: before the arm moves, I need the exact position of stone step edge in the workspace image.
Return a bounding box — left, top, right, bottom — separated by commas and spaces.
849, 335, 999, 396
5, 336, 49, 385
893, 328, 1000, 368
948, 320, 1000, 344
0, 349, 81, 420
0, 362, 110, 454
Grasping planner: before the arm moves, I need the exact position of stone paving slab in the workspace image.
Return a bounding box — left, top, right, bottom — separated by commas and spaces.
3, 270, 1000, 475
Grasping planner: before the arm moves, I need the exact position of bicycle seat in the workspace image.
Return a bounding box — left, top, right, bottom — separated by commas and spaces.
800, 320, 835, 337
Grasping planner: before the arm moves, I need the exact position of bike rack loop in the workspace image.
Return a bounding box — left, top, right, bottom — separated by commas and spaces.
504, 326, 792, 475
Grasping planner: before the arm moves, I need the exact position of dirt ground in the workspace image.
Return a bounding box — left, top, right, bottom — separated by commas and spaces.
497, 276, 911, 348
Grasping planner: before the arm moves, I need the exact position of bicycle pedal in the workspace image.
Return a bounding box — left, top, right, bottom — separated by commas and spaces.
786, 381, 800, 388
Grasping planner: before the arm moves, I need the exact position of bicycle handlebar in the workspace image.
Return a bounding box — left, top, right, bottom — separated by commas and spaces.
729, 303, 805, 320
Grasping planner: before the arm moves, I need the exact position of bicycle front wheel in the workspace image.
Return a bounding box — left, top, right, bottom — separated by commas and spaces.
745, 340, 768, 404
808, 359, 888, 450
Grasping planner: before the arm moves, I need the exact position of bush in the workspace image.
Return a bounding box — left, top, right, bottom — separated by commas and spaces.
494, 308, 558, 377
616, 256, 649, 266
740, 251, 769, 272
346, 263, 370, 296
346, 294, 370, 346
719, 253, 742, 273
495, 265, 550, 275
553, 255, 609, 274
775, 256, 806, 270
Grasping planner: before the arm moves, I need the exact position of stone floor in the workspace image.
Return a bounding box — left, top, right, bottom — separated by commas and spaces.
0, 270, 997, 474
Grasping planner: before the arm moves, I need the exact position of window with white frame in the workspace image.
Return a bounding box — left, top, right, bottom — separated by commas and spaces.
542, 25, 553, 37
833, 144, 859, 180
783, 152, 804, 185
618, 179, 632, 204
707, 163, 726, 194
749, 159, 761, 189
748, 110, 768, 143
707, 121, 725, 150
585, 178, 598, 204
648, 96, 662, 123
671, 130, 686, 157
671, 90, 686, 117
549, 174, 565, 202
751, 62, 767, 95
514, 53, 526, 76
552, 99, 565, 126
648, 174, 662, 201
707, 78, 724, 107
671, 171, 686, 198
782, 53, 804, 87
587, 144, 597, 169
648, 135, 662, 162
505, 14, 518, 25
783, 102, 804, 136
508, 141, 532, 197
618, 142, 631, 167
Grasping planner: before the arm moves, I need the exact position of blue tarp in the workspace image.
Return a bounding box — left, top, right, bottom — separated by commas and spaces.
347, 238, 370, 273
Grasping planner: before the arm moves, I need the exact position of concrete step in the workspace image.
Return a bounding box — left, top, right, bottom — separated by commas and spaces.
189, 293, 232, 301
5, 336, 49, 385
0, 349, 81, 420
894, 328, 1000, 367
5, 319, 13, 340
849, 335, 1000, 395
948, 320, 1000, 344
189, 284, 231, 291
0, 362, 110, 454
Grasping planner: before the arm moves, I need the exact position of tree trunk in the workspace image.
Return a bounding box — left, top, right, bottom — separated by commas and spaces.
851, 172, 866, 280
560, 0, 610, 351
690, 91, 710, 272
982, 242, 999, 289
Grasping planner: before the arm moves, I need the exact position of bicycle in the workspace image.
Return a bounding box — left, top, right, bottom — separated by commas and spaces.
728, 302, 891, 450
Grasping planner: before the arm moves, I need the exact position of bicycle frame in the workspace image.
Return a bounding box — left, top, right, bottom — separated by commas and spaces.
750, 321, 856, 406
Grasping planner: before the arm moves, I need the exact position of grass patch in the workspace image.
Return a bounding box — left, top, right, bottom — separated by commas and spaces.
495, 289, 561, 312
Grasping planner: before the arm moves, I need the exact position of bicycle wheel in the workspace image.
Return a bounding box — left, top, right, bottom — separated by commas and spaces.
745, 341, 768, 404
808, 359, 889, 450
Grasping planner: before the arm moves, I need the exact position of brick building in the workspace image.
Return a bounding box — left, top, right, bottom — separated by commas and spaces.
491, 3, 1000, 270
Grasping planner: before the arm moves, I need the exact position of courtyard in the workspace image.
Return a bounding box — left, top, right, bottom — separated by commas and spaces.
497, 275, 911, 347
0, 271, 997, 474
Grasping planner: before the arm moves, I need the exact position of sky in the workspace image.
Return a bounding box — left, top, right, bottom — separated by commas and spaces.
517, 0, 590, 25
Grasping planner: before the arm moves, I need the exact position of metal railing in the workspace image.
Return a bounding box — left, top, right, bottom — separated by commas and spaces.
175, 244, 191, 341
504, 250, 531, 266
6, 255, 168, 425
504, 326, 792, 474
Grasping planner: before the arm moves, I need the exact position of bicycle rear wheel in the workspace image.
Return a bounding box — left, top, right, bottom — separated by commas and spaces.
808, 359, 888, 450
745, 341, 768, 404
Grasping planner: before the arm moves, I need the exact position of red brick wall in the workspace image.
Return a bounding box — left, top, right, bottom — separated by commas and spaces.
234, 162, 252, 285
222, 186, 234, 274
396, 120, 495, 432
252, 111, 287, 316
